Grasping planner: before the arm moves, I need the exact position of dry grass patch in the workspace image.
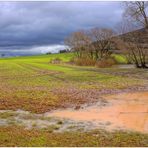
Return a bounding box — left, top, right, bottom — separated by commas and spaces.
0, 126, 148, 147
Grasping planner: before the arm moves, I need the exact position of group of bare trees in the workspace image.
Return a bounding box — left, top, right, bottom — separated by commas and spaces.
65, 1, 148, 68
65, 28, 115, 61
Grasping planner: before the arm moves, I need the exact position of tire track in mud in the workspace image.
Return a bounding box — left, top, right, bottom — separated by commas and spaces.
19, 63, 69, 82
0, 63, 63, 80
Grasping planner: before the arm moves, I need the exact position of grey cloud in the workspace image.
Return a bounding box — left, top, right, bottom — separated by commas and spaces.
0, 1, 123, 56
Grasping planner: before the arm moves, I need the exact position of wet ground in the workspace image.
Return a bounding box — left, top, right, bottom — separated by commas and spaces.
46, 91, 148, 133
112, 64, 135, 69
0, 91, 148, 133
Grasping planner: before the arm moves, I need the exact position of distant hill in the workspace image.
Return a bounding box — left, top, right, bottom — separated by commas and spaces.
121, 28, 148, 45
111, 28, 148, 53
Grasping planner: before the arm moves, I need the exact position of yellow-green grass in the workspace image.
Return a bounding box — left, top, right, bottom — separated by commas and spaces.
0, 52, 73, 63
0, 53, 147, 113
0, 126, 148, 147
112, 54, 128, 64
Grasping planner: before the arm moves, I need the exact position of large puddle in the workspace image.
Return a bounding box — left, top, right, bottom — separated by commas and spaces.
47, 91, 148, 133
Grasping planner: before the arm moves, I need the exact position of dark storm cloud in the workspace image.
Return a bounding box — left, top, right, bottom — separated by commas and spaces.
0, 1, 123, 56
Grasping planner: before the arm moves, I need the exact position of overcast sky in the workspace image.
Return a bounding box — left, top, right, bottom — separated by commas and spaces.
0, 1, 124, 56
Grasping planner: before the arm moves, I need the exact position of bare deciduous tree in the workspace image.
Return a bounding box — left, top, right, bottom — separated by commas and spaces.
126, 31, 148, 68
123, 1, 148, 29
89, 28, 115, 60
65, 30, 91, 58
116, 25, 148, 68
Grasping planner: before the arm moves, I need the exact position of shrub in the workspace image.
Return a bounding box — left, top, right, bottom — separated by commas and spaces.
67, 57, 75, 65
46, 52, 52, 55
74, 57, 96, 66
50, 57, 62, 64
59, 50, 68, 53
95, 58, 116, 68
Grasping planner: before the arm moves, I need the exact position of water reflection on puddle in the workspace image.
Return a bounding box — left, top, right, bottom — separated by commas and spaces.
47, 91, 148, 133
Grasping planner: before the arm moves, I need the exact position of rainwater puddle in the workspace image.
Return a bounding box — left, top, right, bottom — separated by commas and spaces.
46, 91, 148, 133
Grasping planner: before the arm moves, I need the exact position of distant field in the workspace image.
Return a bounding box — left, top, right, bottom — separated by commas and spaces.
0, 52, 73, 63
0, 53, 148, 146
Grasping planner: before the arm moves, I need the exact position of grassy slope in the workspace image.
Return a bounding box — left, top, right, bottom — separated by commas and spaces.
112, 54, 128, 64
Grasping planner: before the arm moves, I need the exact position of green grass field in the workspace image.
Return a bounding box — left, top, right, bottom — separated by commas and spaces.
0, 53, 148, 146
0, 53, 147, 112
